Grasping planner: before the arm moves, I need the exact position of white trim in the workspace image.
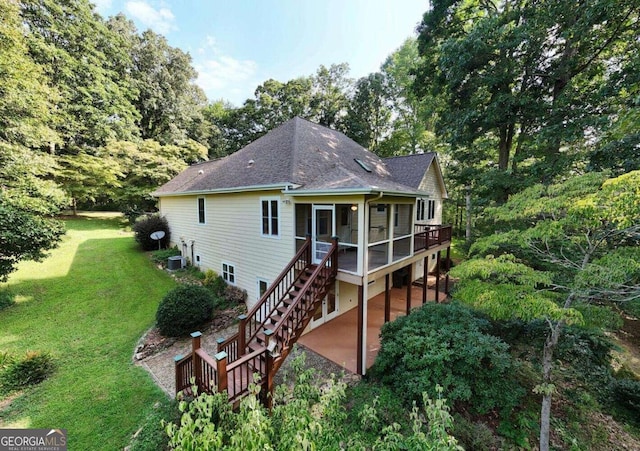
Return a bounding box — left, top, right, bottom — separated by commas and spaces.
260, 196, 281, 238
221, 261, 236, 286
152, 183, 295, 198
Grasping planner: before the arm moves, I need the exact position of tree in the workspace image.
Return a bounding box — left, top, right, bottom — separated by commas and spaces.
20, 0, 140, 150
450, 171, 640, 451
343, 72, 392, 153
132, 29, 209, 145
380, 38, 442, 156
309, 63, 352, 129
415, 0, 640, 200
0, 0, 66, 279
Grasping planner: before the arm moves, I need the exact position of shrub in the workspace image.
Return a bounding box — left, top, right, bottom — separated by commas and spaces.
223, 285, 247, 305
0, 289, 15, 311
0, 351, 55, 392
151, 247, 181, 265
203, 270, 227, 298
610, 378, 640, 413
369, 302, 524, 416
156, 285, 216, 337
132, 214, 171, 251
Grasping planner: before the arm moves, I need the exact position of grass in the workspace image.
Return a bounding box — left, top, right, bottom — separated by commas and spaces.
0, 213, 177, 449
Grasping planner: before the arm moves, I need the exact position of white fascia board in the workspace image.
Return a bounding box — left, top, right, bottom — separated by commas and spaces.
151, 183, 295, 198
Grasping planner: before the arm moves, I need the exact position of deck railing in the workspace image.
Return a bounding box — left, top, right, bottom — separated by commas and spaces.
217, 236, 312, 363
266, 239, 338, 378
413, 224, 452, 252
175, 237, 338, 407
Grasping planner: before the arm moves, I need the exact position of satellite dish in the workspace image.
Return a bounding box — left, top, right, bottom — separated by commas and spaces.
150, 231, 166, 250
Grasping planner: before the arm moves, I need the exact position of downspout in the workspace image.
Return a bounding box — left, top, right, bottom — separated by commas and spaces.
359, 191, 384, 375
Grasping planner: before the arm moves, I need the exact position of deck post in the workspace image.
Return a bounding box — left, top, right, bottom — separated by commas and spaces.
191, 331, 202, 390
357, 285, 364, 375
215, 351, 228, 394
445, 246, 451, 295
174, 354, 184, 394
422, 256, 428, 305
406, 263, 412, 315
264, 350, 274, 410
435, 251, 441, 303
216, 337, 225, 353
238, 314, 247, 356
384, 274, 390, 323
331, 236, 339, 275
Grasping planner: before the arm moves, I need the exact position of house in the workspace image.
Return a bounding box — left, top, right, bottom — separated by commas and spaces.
153, 117, 451, 402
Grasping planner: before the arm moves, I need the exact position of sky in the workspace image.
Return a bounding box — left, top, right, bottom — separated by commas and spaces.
93, 0, 430, 106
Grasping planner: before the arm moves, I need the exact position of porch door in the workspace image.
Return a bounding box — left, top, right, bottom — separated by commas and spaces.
310, 281, 339, 328
312, 205, 334, 264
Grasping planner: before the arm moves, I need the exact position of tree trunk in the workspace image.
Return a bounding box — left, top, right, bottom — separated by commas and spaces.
465, 185, 472, 242
72, 197, 78, 216
540, 321, 563, 451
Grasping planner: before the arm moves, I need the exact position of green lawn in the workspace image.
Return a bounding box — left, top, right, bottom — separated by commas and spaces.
0, 214, 176, 449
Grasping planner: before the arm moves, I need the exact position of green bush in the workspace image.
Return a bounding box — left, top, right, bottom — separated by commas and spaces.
156, 285, 216, 337
369, 302, 524, 416
0, 289, 15, 311
611, 378, 640, 412
203, 270, 227, 298
132, 214, 171, 251
151, 247, 181, 265
0, 351, 55, 392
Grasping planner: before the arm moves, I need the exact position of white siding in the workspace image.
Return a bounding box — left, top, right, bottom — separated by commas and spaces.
418, 164, 445, 224
159, 190, 294, 308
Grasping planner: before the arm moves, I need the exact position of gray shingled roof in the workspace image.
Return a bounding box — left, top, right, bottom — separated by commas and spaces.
153, 117, 433, 196
384, 153, 436, 189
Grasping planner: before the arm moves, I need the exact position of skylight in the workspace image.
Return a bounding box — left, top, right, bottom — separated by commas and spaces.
354, 158, 372, 173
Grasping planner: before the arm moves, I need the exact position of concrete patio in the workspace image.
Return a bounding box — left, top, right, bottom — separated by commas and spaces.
298, 281, 447, 374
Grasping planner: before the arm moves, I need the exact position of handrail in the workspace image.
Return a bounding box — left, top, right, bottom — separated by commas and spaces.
268, 239, 338, 365
414, 224, 452, 252
242, 236, 312, 354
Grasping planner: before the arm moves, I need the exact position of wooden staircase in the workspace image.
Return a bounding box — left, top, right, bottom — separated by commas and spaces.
174, 236, 338, 407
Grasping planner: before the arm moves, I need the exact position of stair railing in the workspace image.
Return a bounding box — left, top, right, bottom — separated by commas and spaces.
266, 237, 338, 376
217, 236, 312, 363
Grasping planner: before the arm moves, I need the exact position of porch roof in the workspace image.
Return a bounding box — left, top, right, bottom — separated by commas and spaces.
152, 117, 436, 197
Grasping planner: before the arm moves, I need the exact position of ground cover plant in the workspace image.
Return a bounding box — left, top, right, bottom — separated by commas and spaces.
0, 213, 176, 449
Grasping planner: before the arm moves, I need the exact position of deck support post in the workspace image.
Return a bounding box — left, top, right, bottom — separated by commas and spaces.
191, 331, 203, 390
357, 285, 364, 375
435, 251, 441, 303
406, 263, 412, 315
215, 351, 228, 394
384, 274, 390, 323
174, 354, 184, 394
422, 256, 428, 305
444, 246, 451, 295
262, 329, 275, 409
238, 314, 247, 357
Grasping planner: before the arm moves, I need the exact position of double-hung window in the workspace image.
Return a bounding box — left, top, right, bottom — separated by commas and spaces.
261, 198, 279, 237
427, 200, 436, 220
416, 199, 426, 221
197, 197, 206, 224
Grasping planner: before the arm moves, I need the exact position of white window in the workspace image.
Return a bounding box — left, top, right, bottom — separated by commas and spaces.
197, 197, 206, 224
261, 198, 280, 237
428, 200, 436, 220
222, 262, 236, 285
